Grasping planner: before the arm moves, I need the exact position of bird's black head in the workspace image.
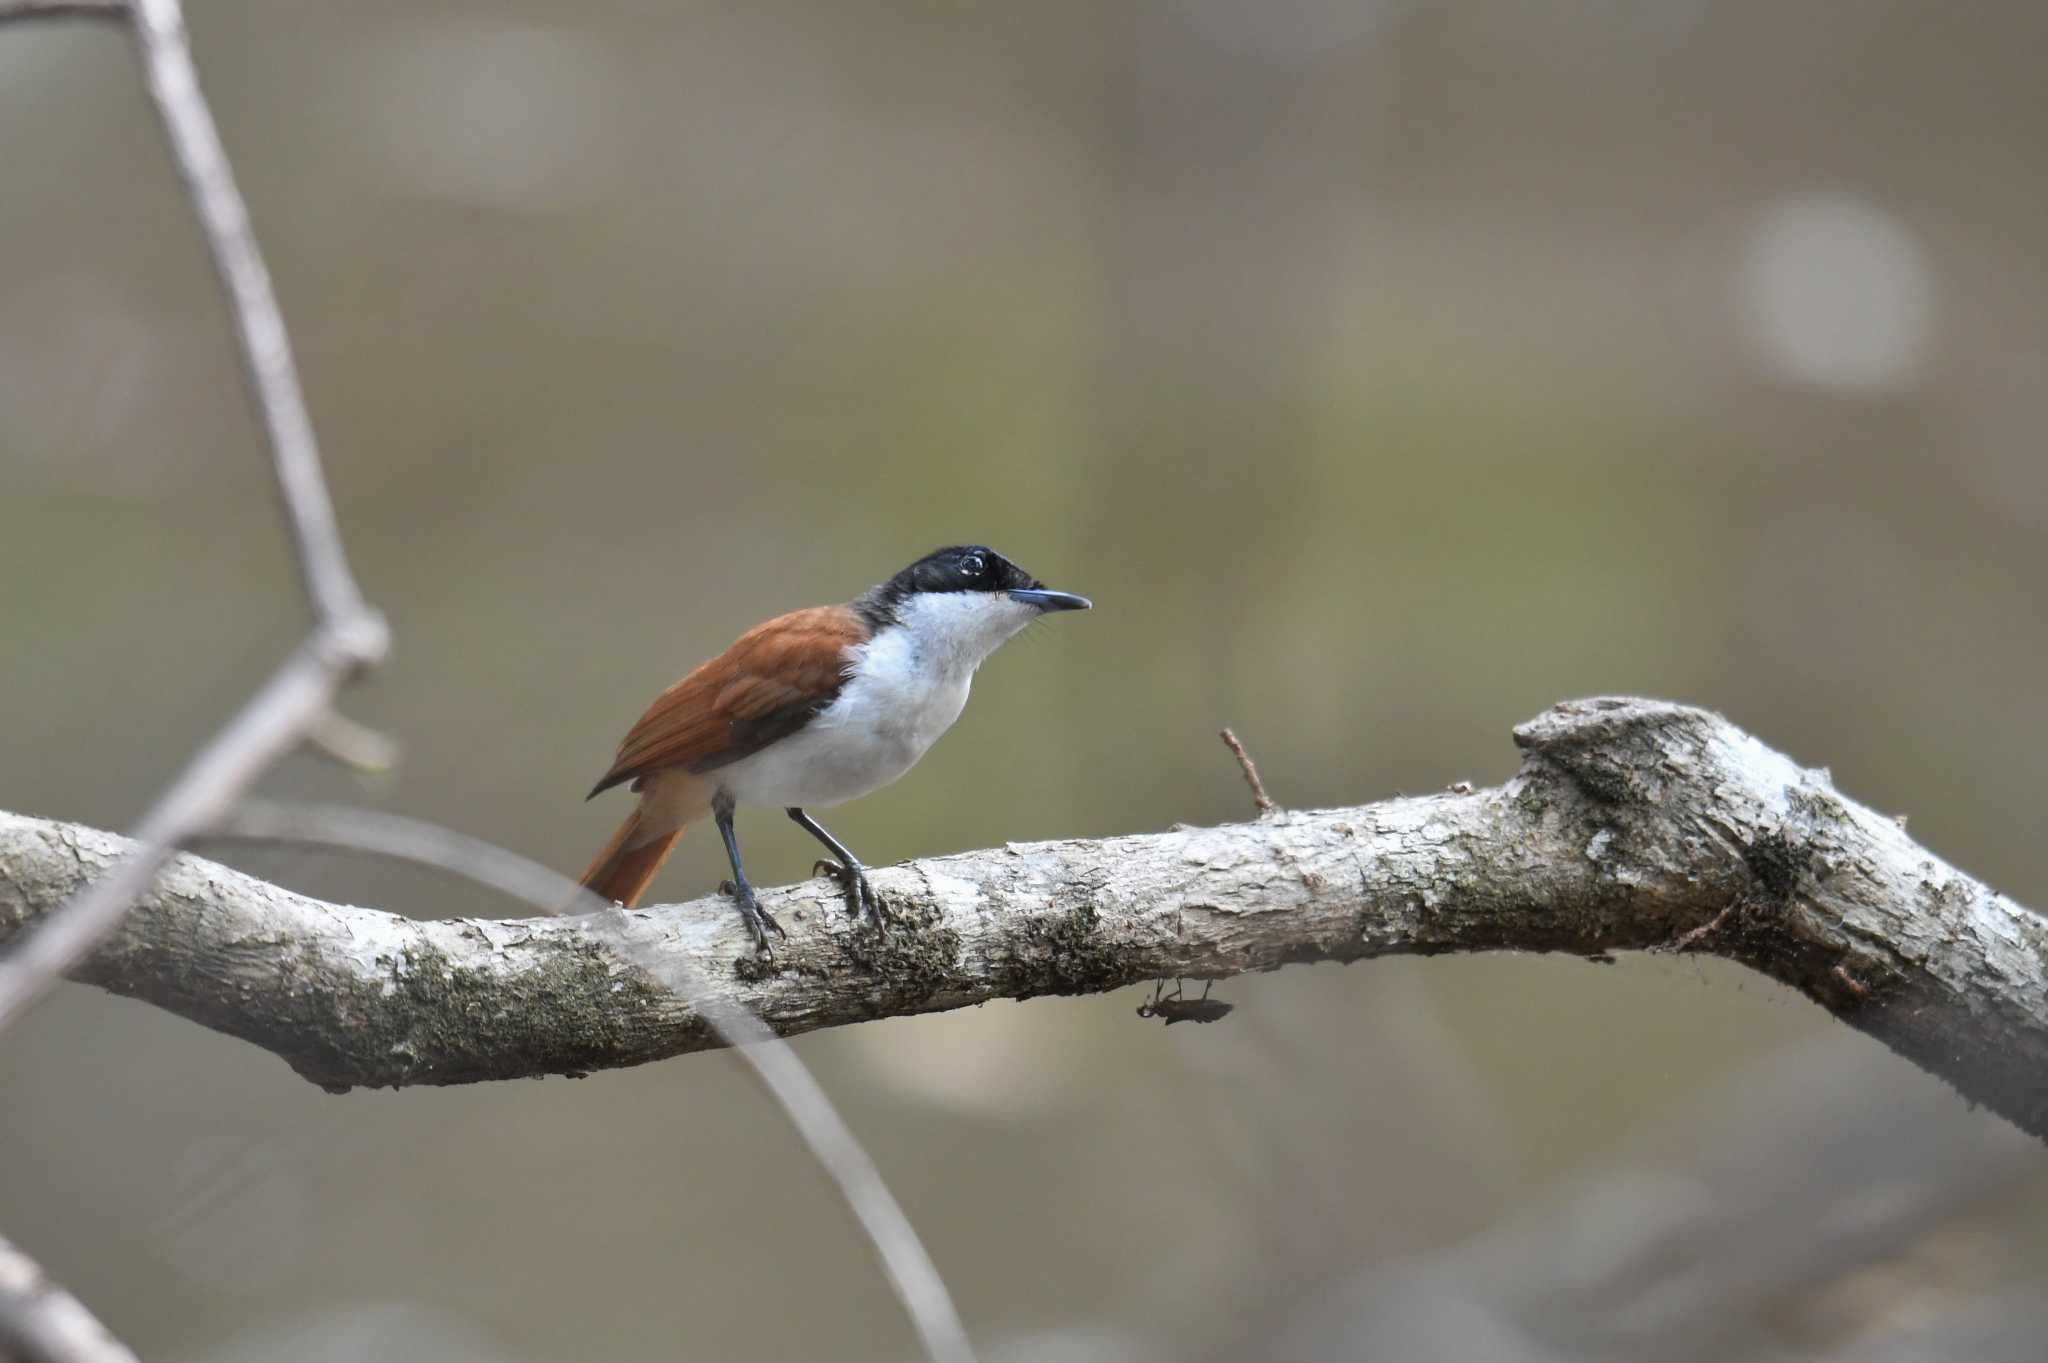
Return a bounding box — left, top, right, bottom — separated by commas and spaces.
893, 544, 1035, 595
856, 545, 1091, 630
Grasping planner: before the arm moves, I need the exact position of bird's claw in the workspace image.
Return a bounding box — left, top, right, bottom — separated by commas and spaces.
725, 879, 785, 955
813, 859, 886, 930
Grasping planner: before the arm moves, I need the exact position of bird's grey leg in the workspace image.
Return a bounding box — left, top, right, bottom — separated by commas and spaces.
787, 807, 885, 929
713, 792, 783, 952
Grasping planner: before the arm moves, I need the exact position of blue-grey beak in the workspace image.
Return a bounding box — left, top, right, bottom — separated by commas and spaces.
1011, 588, 1092, 613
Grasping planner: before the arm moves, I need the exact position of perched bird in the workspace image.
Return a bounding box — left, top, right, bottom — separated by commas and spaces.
579, 545, 1090, 950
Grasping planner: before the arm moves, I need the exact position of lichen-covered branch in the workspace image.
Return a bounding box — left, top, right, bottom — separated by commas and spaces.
3, 699, 2045, 1138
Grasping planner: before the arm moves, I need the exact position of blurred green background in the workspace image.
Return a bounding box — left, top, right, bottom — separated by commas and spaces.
4, 2, 2047, 1360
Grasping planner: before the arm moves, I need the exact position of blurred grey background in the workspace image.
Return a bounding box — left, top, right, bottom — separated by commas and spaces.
4, 2, 2047, 1360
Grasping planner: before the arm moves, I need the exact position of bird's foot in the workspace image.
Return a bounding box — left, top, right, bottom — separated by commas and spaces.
813, 858, 886, 930
725, 879, 785, 955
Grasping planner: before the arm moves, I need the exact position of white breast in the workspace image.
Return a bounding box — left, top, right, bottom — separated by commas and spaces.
714, 591, 1039, 810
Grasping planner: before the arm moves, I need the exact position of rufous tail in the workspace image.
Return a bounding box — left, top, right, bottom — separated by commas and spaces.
578, 808, 685, 908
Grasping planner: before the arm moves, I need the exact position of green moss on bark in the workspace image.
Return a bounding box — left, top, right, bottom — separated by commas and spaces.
262, 939, 683, 1092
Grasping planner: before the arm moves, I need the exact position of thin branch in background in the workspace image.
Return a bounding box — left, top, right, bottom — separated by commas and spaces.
129, 0, 367, 625
1219, 726, 1276, 815
0, 1235, 138, 1363
210, 802, 978, 1363
0, 1, 126, 21
303, 706, 402, 773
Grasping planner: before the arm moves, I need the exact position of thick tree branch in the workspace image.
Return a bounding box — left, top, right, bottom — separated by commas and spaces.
3, 698, 2044, 1138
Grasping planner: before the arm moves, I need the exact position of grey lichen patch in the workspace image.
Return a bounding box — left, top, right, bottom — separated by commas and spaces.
1915, 875, 1980, 928
732, 953, 779, 984
1408, 861, 1532, 938
1786, 782, 1851, 827
1742, 829, 1810, 902
833, 901, 962, 1008
271, 938, 675, 1091
1566, 756, 1637, 806
1665, 834, 1815, 967
2016, 912, 2048, 975
1506, 780, 1556, 824
731, 946, 830, 985
1512, 698, 1705, 808
1000, 902, 1141, 999
1515, 745, 1635, 809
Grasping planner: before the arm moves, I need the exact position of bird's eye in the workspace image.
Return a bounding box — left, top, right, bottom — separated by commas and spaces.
960, 553, 986, 577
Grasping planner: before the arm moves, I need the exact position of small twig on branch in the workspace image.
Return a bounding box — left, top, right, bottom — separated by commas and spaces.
1667, 899, 1738, 954
209, 801, 976, 1363
1219, 726, 1276, 814
0, 1234, 138, 1363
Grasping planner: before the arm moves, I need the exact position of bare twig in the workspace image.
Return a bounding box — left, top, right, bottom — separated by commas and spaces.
0, 1234, 138, 1363
303, 707, 403, 773
1666, 899, 1738, 953
0, 1, 125, 21
129, 0, 367, 626
1219, 726, 1276, 814
207, 802, 977, 1363
9, 699, 2046, 1141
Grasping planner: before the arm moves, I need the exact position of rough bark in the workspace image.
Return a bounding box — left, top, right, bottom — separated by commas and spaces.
3, 699, 2044, 1138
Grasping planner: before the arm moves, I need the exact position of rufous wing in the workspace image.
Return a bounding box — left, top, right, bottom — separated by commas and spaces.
587, 604, 863, 797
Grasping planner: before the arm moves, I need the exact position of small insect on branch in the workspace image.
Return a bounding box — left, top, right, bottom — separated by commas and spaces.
1135, 979, 1234, 1025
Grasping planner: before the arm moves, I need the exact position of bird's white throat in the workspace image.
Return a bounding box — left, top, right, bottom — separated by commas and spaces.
884, 589, 1041, 681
